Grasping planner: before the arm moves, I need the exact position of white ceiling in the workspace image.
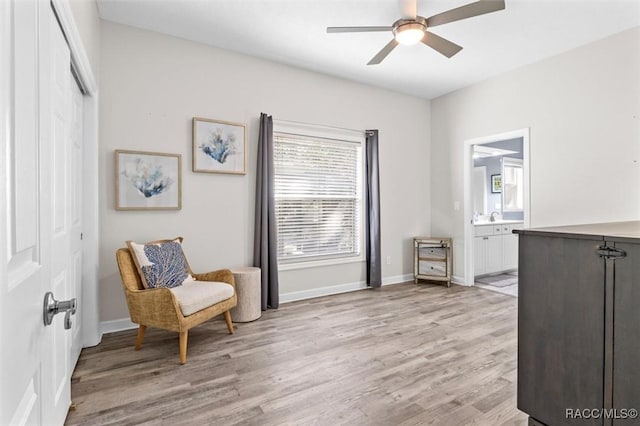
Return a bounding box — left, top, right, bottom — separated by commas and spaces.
96, 0, 640, 99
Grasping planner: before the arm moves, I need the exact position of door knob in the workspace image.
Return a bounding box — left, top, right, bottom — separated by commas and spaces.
43, 292, 77, 329
64, 310, 73, 330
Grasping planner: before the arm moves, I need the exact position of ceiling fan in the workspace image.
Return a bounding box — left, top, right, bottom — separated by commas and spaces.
327, 0, 505, 65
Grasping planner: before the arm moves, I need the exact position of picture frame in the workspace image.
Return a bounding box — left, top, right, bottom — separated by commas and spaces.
491, 174, 502, 193
192, 117, 247, 174
115, 150, 182, 211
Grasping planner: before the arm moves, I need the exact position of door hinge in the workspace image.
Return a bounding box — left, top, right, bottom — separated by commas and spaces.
597, 246, 627, 259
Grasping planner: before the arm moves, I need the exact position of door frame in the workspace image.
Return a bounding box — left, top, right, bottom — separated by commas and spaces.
462, 128, 531, 287
50, 0, 101, 346
0, 3, 9, 419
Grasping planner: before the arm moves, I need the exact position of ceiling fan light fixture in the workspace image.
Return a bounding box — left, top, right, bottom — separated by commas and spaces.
328, 0, 506, 64
393, 21, 425, 45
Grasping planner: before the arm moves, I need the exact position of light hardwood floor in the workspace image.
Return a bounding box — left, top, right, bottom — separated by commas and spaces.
66, 283, 527, 426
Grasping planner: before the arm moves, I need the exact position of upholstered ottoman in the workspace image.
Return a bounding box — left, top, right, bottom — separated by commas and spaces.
229, 267, 262, 322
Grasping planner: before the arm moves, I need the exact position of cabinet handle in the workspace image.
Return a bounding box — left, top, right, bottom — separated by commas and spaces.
597, 246, 627, 259
483, 237, 489, 240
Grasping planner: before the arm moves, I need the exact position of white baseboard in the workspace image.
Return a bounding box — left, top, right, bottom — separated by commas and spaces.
280, 281, 367, 303
82, 334, 102, 348
280, 273, 413, 304
99, 318, 137, 335
100, 274, 415, 335
383, 273, 413, 286
452, 275, 467, 286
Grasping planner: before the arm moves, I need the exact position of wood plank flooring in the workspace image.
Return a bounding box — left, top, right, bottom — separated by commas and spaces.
66, 283, 527, 426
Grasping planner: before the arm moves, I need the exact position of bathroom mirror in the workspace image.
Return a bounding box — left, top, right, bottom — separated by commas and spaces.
472, 166, 487, 217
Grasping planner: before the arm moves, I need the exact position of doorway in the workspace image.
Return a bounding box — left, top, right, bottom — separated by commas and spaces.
463, 129, 530, 292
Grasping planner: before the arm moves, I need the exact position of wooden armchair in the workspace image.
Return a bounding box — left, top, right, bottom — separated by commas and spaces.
115, 248, 237, 364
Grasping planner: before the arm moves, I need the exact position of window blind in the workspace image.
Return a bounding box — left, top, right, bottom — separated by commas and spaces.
273, 133, 362, 262
503, 159, 524, 212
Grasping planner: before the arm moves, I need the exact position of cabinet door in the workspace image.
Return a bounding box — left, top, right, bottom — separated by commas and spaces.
612, 241, 640, 424
474, 237, 486, 275
485, 235, 503, 274
502, 233, 518, 270
518, 234, 604, 426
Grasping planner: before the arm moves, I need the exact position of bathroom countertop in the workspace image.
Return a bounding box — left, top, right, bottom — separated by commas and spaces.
474, 219, 524, 226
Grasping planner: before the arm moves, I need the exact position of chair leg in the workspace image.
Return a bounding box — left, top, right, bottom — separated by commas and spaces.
135, 325, 147, 350
179, 331, 188, 365
224, 310, 234, 334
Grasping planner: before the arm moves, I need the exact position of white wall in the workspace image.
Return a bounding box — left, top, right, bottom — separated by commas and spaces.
431, 27, 640, 279
99, 21, 431, 322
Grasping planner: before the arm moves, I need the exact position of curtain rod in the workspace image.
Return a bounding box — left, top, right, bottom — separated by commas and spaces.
273, 118, 367, 136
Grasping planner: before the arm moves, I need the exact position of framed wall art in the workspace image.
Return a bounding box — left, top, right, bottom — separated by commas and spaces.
491, 174, 502, 194
192, 117, 246, 174
115, 150, 182, 210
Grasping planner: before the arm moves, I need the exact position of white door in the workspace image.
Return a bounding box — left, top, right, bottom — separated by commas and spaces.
44, 3, 78, 423
70, 73, 84, 367
1, 1, 78, 425
1, 1, 48, 424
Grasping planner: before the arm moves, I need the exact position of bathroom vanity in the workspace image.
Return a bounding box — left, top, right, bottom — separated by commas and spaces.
473, 220, 523, 275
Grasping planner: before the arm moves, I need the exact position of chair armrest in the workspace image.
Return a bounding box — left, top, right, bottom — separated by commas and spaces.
193, 269, 235, 289
125, 287, 183, 331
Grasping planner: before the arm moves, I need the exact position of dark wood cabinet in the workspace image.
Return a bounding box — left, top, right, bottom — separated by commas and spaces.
612, 241, 640, 424
515, 222, 640, 426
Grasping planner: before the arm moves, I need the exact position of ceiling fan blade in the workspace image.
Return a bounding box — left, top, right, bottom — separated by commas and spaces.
399, 0, 417, 19
421, 32, 463, 58
426, 0, 505, 28
367, 39, 399, 65
327, 26, 392, 33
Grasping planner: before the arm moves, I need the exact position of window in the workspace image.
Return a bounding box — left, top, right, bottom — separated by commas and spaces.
273, 123, 364, 266
502, 158, 524, 212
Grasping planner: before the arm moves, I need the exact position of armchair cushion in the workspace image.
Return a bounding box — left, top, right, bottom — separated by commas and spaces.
126, 237, 194, 289
169, 281, 235, 316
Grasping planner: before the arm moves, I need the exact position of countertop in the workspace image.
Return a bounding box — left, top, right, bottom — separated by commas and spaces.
513, 221, 640, 242
474, 220, 524, 226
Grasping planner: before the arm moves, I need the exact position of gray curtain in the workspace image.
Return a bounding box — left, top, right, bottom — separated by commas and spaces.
253, 113, 279, 309
365, 130, 382, 287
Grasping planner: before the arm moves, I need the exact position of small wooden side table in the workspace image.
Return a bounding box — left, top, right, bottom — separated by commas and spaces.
229, 267, 262, 322
414, 237, 452, 287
